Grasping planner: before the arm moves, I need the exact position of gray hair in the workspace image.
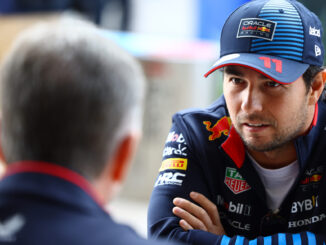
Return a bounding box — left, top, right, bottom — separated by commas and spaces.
0, 20, 145, 179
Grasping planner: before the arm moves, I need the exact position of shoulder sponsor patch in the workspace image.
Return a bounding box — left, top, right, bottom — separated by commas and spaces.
159, 158, 187, 172
162, 144, 187, 157
166, 131, 186, 144
224, 167, 251, 194
154, 172, 186, 187
237, 18, 276, 41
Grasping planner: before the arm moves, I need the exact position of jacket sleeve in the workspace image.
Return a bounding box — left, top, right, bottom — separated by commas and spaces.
183, 230, 325, 245
147, 115, 219, 244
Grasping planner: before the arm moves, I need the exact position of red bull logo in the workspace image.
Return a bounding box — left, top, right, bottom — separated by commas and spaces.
203, 116, 231, 141
257, 26, 271, 32
300, 174, 322, 185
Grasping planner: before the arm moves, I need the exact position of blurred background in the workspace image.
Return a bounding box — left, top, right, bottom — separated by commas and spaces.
0, 0, 325, 238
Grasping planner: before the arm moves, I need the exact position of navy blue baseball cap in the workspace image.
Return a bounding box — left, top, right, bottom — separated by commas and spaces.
204, 0, 324, 84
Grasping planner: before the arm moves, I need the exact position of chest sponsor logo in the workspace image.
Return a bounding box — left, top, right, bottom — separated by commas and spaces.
301, 174, 322, 185
219, 212, 251, 231
217, 195, 252, 216
166, 131, 186, 144
159, 158, 187, 172
227, 201, 252, 216
154, 172, 186, 187
291, 195, 318, 214
203, 116, 231, 141
224, 167, 251, 194
163, 144, 187, 157
288, 213, 326, 228
228, 220, 251, 231
300, 166, 323, 192
237, 18, 277, 41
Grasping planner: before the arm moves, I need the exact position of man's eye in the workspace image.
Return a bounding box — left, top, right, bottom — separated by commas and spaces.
266, 81, 281, 87
230, 77, 243, 84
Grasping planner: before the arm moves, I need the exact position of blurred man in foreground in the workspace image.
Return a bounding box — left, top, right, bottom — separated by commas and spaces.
0, 20, 176, 245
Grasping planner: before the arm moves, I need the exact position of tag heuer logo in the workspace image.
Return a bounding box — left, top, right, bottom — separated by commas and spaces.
224, 167, 251, 194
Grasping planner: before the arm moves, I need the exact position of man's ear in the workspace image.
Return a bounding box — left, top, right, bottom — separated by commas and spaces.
0, 121, 6, 164
94, 131, 141, 203
109, 132, 140, 183
0, 121, 7, 178
309, 69, 326, 105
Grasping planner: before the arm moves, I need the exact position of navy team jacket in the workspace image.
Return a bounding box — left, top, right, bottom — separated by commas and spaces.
0, 161, 175, 245
148, 96, 326, 244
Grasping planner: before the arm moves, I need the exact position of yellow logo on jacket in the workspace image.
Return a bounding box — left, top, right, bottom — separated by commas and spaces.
159, 158, 188, 171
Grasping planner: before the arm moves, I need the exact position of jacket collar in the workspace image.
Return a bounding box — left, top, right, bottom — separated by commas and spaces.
3, 161, 103, 206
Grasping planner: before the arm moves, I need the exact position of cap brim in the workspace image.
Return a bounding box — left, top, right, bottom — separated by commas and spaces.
204, 53, 309, 84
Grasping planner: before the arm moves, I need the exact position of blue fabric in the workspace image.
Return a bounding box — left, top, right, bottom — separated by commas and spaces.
0, 166, 174, 245
148, 96, 326, 244
307, 232, 317, 245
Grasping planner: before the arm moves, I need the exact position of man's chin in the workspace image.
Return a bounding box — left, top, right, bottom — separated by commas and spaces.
242, 138, 278, 152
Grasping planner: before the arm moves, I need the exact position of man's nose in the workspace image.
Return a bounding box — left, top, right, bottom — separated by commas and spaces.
241, 88, 263, 113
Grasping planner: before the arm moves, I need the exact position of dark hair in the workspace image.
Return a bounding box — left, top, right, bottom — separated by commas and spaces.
0, 22, 145, 180
302, 65, 324, 91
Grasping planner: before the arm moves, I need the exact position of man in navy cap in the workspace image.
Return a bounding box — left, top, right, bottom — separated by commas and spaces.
148, 0, 326, 244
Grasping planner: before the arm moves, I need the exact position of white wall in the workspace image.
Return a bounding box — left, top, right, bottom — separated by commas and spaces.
129, 0, 199, 39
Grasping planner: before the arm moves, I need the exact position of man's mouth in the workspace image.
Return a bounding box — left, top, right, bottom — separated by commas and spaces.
245, 123, 265, 127
241, 122, 270, 132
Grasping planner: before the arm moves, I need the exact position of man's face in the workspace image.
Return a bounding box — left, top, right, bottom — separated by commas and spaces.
223, 65, 312, 152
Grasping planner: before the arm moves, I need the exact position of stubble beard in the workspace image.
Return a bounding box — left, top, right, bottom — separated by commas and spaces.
235, 106, 309, 153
